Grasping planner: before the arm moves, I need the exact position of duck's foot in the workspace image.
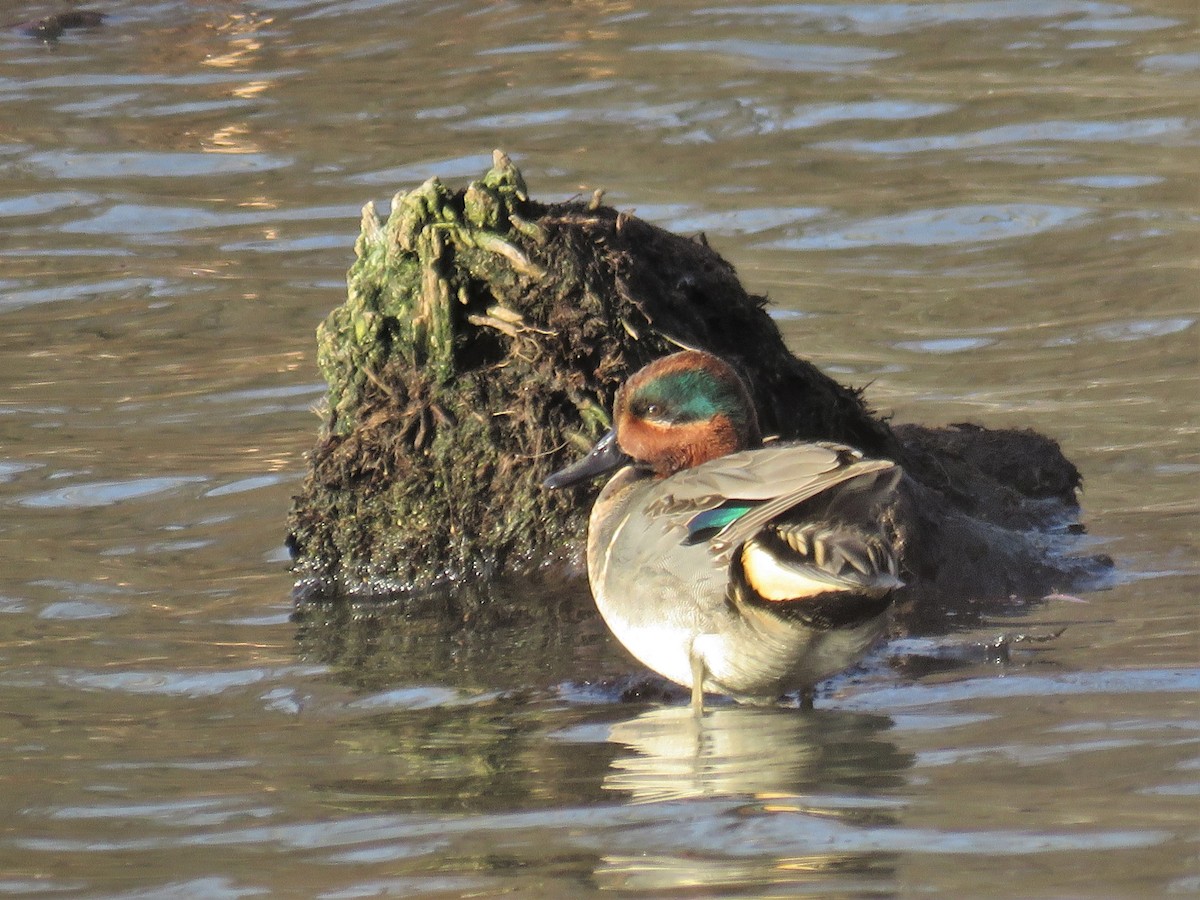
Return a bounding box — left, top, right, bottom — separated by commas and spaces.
690, 653, 706, 717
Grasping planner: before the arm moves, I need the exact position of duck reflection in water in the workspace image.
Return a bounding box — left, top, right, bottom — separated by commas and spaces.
592, 704, 910, 893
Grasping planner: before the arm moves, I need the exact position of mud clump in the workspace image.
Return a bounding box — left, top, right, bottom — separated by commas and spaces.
287, 151, 1109, 618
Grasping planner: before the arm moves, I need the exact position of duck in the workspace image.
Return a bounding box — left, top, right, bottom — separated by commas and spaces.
544, 350, 904, 711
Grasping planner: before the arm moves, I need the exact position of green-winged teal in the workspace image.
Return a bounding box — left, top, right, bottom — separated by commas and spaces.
545, 350, 904, 710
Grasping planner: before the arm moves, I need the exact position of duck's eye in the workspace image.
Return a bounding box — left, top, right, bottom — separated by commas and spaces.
631, 398, 670, 421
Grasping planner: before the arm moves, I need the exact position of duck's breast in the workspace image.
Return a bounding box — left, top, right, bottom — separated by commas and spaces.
587, 470, 733, 687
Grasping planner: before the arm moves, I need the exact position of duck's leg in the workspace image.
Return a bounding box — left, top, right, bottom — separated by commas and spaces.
689, 650, 706, 716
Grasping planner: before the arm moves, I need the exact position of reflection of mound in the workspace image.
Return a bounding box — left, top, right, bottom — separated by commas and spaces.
292, 576, 605, 694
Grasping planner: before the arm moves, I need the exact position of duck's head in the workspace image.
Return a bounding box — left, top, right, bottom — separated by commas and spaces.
544, 350, 761, 488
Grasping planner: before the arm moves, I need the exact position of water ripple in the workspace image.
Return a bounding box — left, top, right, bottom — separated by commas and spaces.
0, 277, 168, 312
451, 96, 952, 145
817, 118, 1194, 155
1059, 174, 1163, 189
43, 798, 273, 827
61, 202, 356, 236
779, 99, 955, 129
18, 476, 207, 509
0, 191, 99, 218
0, 460, 39, 482
58, 666, 328, 699
0, 71, 303, 94
1047, 317, 1195, 346
767, 203, 1089, 249
9, 799, 1169, 857
595, 801, 1168, 859
477, 41, 580, 56
347, 686, 486, 710
838, 668, 1200, 711
0, 879, 85, 896
0, 596, 28, 614
636, 38, 895, 71
1054, 14, 1179, 32
24, 150, 294, 179
658, 205, 825, 235
696, 1, 1149, 34
204, 475, 291, 498
38, 600, 125, 621
895, 337, 996, 354
345, 152, 496, 187
1141, 52, 1200, 73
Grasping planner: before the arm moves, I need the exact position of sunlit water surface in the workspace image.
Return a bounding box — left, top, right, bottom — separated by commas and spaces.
1, 0, 1197, 895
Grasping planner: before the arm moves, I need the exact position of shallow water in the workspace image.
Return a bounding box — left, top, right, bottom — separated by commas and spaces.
1, 0, 1197, 895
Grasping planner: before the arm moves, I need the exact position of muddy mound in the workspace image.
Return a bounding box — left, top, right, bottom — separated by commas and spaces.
287, 152, 1109, 616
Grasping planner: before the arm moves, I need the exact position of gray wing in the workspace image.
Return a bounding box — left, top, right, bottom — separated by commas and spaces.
655, 442, 896, 561
653, 442, 854, 504
710, 458, 897, 560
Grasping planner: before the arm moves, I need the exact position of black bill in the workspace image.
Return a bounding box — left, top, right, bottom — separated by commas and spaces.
543, 429, 630, 489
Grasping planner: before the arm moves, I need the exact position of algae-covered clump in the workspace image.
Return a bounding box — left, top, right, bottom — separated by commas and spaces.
287, 151, 1107, 610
